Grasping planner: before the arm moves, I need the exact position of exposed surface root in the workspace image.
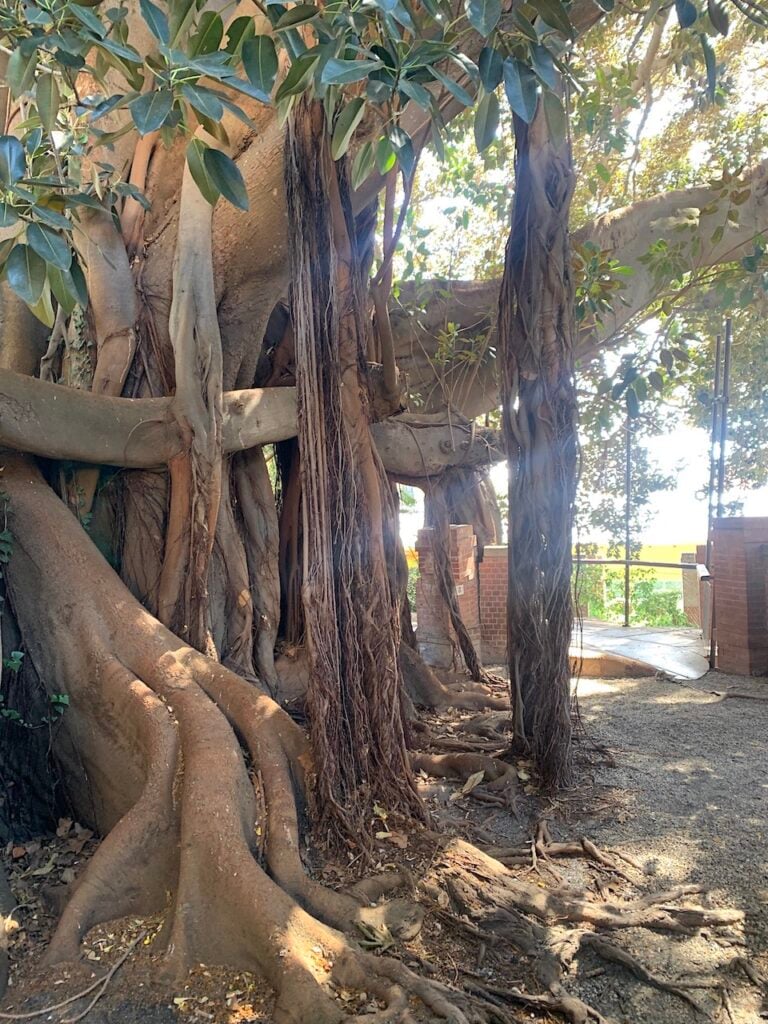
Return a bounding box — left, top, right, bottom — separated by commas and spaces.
482, 820, 643, 880
419, 838, 745, 1024
411, 753, 518, 800
400, 644, 508, 712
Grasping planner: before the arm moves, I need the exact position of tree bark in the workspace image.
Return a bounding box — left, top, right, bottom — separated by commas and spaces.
286, 98, 422, 843
498, 97, 578, 789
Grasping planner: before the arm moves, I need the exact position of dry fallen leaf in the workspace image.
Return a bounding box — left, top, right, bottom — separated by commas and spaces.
451, 770, 485, 800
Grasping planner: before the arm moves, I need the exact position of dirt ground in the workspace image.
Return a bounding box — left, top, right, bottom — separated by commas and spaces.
1, 668, 766, 1024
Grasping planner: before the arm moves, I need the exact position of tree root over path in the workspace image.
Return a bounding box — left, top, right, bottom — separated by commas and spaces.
420, 839, 748, 1024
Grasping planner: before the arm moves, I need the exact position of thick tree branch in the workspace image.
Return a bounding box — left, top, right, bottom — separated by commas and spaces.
391, 156, 768, 418
0, 371, 501, 474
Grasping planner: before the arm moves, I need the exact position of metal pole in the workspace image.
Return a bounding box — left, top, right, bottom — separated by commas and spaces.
705, 333, 722, 569
716, 317, 732, 519
710, 317, 733, 670
623, 416, 631, 628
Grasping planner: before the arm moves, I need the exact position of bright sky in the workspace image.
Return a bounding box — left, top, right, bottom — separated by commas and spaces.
400, 425, 768, 553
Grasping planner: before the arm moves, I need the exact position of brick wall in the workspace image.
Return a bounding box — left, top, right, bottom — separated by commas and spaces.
415, 525, 481, 669
477, 545, 508, 664
711, 518, 768, 676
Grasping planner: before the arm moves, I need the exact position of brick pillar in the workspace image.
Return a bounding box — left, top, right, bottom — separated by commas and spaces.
415, 525, 480, 669
477, 545, 508, 664
711, 518, 768, 676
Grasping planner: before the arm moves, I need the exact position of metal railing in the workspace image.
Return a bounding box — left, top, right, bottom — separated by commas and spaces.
572, 557, 710, 629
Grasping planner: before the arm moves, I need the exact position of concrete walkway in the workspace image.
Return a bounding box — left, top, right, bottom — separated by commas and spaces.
573, 620, 710, 680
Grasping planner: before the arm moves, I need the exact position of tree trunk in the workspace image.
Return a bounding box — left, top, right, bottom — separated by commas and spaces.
286, 98, 422, 844
498, 97, 578, 789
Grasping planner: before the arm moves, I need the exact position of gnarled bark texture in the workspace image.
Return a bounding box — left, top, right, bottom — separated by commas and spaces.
287, 99, 422, 844
498, 98, 578, 788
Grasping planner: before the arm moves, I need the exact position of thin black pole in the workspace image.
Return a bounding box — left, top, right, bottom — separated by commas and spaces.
716, 317, 732, 519
710, 317, 733, 670
623, 416, 631, 629
705, 333, 722, 570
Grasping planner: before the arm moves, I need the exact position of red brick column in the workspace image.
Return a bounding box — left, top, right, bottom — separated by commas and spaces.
711, 517, 768, 676
415, 525, 480, 669
477, 545, 508, 664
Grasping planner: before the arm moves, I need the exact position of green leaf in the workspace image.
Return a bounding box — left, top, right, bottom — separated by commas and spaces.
399, 78, 432, 109
27, 223, 71, 271
474, 92, 499, 152
276, 5, 319, 28
648, 371, 664, 391
36, 74, 60, 133
503, 58, 538, 122
28, 280, 55, 328
48, 264, 80, 314
219, 75, 270, 105
181, 84, 224, 122
140, 0, 169, 42
700, 33, 716, 101
95, 37, 143, 65
531, 0, 574, 37
225, 16, 256, 55
0, 136, 26, 186
31, 204, 70, 230
625, 386, 639, 418
388, 126, 415, 177
0, 203, 19, 228
465, 0, 502, 35
351, 141, 375, 190
191, 11, 224, 55
512, 9, 539, 40
429, 68, 473, 107
530, 44, 557, 90
203, 147, 249, 210
7, 46, 37, 98
130, 90, 174, 135
69, 4, 106, 38
542, 90, 566, 146
634, 376, 648, 401
674, 0, 698, 27
478, 47, 503, 91
186, 139, 220, 206
375, 136, 397, 174
70, 258, 89, 308
321, 58, 383, 86
242, 37, 279, 95
5, 244, 46, 306
275, 54, 320, 102
331, 98, 366, 161
707, 0, 729, 34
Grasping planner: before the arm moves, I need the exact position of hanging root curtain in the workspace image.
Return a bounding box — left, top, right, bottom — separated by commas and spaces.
286, 97, 423, 845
